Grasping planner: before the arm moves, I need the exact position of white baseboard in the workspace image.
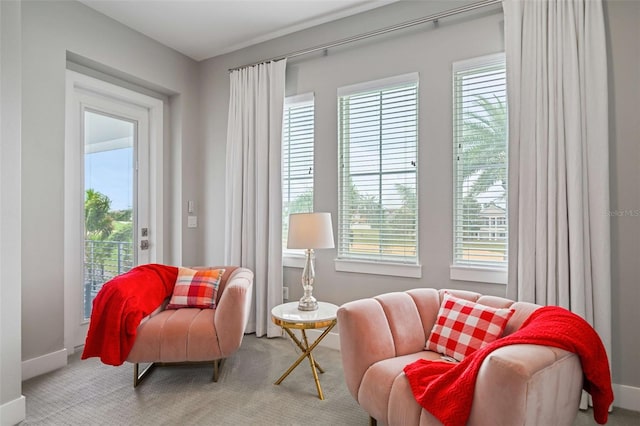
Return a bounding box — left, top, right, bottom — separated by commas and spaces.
22, 348, 68, 381
0, 395, 25, 426
306, 328, 340, 351
612, 383, 640, 412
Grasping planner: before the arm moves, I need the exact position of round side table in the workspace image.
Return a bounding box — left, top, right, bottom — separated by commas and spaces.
271, 301, 338, 400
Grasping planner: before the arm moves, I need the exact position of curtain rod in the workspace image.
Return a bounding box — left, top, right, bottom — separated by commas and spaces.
228, 0, 501, 72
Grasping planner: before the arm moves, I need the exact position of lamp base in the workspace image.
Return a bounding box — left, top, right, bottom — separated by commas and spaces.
298, 295, 318, 311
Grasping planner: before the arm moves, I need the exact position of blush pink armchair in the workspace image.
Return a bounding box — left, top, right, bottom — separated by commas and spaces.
126, 266, 253, 387
337, 288, 583, 426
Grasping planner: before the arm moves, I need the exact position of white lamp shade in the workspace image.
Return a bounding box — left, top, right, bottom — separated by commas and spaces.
287, 212, 335, 249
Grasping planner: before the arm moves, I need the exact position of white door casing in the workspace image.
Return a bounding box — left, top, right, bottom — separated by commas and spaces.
64, 71, 164, 351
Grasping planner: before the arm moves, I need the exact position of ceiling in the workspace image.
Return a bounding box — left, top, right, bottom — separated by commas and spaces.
79, 0, 398, 62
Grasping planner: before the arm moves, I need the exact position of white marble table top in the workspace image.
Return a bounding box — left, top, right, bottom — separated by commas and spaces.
271, 301, 338, 324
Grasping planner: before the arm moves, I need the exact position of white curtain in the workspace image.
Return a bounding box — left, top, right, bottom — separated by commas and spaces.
503, 0, 611, 381
225, 59, 287, 338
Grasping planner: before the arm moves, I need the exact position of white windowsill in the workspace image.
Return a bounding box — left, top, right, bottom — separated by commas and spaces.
334, 259, 422, 278
450, 265, 507, 285
283, 254, 306, 269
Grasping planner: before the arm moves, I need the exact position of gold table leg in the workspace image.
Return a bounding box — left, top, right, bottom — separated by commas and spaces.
281, 327, 325, 373
274, 320, 337, 400
302, 329, 324, 400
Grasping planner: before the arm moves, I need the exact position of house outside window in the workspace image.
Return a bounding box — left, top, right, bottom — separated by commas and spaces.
451, 53, 508, 284
282, 93, 314, 262
479, 203, 506, 240
336, 73, 420, 278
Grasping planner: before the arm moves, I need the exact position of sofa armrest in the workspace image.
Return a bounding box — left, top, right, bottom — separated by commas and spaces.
469, 344, 583, 426
337, 299, 398, 401
213, 267, 254, 356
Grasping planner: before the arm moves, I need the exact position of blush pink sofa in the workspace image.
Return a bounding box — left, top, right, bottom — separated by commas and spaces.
126, 266, 254, 387
337, 288, 583, 426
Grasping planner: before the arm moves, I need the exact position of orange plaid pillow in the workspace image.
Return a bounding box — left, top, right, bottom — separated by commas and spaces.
166, 267, 225, 309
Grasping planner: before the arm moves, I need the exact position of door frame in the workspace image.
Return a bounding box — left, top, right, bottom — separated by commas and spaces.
64, 70, 164, 353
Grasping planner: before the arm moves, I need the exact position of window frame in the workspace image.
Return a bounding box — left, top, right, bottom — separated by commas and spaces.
450, 52, 508, 284
335, 73, 422, 278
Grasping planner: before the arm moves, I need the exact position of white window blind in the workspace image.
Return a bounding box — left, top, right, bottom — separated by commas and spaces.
338, 73, 419, 265
282, 93, 314, 253
453, 53, 507, 269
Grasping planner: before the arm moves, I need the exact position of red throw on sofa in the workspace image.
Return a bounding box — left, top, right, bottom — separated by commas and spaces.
404, 306, 614, 426
81, 264, 178, 366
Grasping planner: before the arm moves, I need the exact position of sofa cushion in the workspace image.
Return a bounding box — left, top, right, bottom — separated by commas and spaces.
359, 351, 441, 425
126, 308, 221, 362
167, 267, 225, 309
426, 293, 514, 361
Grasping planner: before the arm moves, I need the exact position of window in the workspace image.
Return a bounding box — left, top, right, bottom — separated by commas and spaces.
452, 53, 507, 282
337, 73, 419, 276
282, 93, 314, 258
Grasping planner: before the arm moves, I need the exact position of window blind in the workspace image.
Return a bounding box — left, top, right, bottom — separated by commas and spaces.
338, 73, 418, 265
452, 53, 507, 269
282, 93, 314, 252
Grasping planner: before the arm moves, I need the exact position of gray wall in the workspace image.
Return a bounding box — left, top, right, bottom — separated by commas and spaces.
201, 1, 505, 305
281, 8, 507, 302
1, 0, 24, 419
201, 0, 640, 392
605, 0, 640, 389
20, 0, 203, 362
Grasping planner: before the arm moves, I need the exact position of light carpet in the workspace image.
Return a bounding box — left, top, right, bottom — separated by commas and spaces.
22, 334, 364, 425
22, 334, 639, 425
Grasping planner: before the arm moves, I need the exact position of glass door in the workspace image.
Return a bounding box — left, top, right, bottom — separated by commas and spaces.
83, 110, 137, 320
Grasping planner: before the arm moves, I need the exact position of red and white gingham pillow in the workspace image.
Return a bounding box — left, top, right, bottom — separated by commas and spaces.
426, 293, 515, 361
166, 267, 225, 309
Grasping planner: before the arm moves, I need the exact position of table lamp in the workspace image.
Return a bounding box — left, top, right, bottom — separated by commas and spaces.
287, 212, 335, 311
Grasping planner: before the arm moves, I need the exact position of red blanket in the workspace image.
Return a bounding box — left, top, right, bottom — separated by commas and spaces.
403, 306, 614, 426
81, 264, 178, 366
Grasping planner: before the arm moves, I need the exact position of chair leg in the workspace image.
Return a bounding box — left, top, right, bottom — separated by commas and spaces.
369, 416, 377, 426
133, 362, 156, 388
212, 359, 225, 382
135, 360, 224, 386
